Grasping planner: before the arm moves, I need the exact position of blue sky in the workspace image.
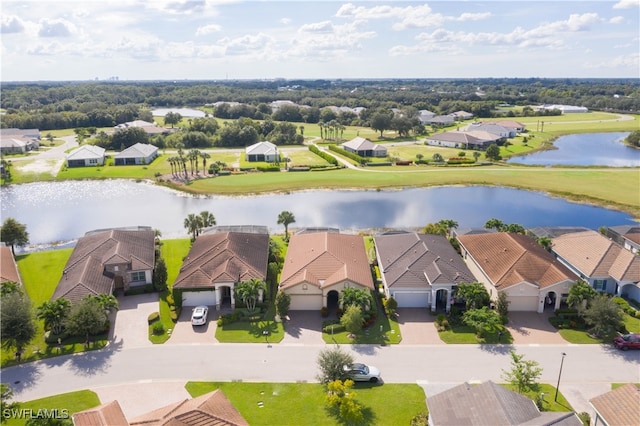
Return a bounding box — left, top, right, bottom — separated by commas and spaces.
1, 0, 638, 81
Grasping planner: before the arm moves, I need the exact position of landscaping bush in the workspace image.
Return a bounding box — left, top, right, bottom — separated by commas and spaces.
447, 157, 475, 165
288, 166, 310, 172
328, 144, 365, 164
147, 312, 160, 324
613, 297, 637, 316
308, 145, 338, 165
323, 322, 345, 334
435, 314, 449, 331
152, 322, 165, 335
257, 165, 281, 172
320, 306, 329, 317
395, 160, 413, 166
366, 161, 393, 166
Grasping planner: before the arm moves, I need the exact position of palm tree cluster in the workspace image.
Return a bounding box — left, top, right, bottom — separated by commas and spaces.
319, 120, 346, 141
167, 147, 211, 179
184, 211, 216, 240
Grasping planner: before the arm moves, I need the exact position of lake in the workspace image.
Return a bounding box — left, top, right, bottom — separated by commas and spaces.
0, 180, 635, 249
508, 132, 639, 166
151, 108, 207, 118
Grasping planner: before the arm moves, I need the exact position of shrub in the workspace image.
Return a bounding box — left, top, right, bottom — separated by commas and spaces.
578, 412, 591, 426
147, 312, 160, 324
308, 145, 338, 165
323, 323, 345, 334
383, 296, 398, 317
435, 314, 449, 331
257, 165, 281, 172
152, 322, 165, 335
320, 306, 329, 317
366, 161, 392, 166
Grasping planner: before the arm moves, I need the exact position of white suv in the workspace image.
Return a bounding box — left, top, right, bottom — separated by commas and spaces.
191, 306, 209, 326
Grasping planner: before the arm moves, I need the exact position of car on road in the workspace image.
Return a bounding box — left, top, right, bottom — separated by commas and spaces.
191, 306, 208, 326
343, 363, 382, 383
613, 333, 640, 350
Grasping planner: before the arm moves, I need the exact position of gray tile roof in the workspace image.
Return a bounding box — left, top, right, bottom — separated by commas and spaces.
114, 143, 158, 159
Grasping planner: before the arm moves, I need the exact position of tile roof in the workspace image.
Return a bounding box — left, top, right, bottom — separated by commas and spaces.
66, 144, 106, 161
279, 232, 373, 290
428, 381, 581, 426
457, 233, 578, 290
73, 400, 130, 426
342, 137, 385, 152
173, 232, 269, 289
552, 230, 640, 282
114, 143, 158, 159
375, 232, 475, 289
52, 228, 155, 303
245, 141, 277, 155
129, 389, 249, 426
590, 383, 640, 426
0, 245, 21, 284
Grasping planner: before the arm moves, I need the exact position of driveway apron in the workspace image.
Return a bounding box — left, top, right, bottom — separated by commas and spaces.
505, 311, 567, 345
395, 308, 444, 345
281, 311, 324, 344
110, 293, 158, 349
166, 305, 217, 344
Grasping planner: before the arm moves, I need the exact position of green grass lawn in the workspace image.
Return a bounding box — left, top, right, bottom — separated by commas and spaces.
438, 323, 513, 344
322, 308, 402, 345
556, 313, 640, 344
215, 317, 285, 343
502, 383, 574, 413
185, 381, 427, 426
4, 390, 100, 426
286, 149, 331, 167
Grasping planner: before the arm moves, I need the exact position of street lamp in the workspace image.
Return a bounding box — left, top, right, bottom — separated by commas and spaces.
554, 352, 567, 402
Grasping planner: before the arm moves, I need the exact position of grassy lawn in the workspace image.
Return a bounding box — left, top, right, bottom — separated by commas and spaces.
321, 311, 402, 345
555, 313, 640, 344
215, 317, 285, 343
285, 148, 331, 167
185, 381, 427, 426
4, 390, 100, 426
502, 383, 574, 413
438, 323, 514, 344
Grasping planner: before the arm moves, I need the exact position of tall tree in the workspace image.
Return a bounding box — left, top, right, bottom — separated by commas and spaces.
340, 287, 372, 312
184, 213, 204, 240
275, 290, 291, 319
582, 294, 624, 338
484, 218, 506, 231
316, 346, 354, 384
501, 350, 542, 394
277, 211, 296, 241
1, 217, 29, 255
63, 297, 108, 343
456, 282, 490, 310
199, 211, 216, 229
164, 112, 182, 128
1, 292, 36, 360
235, 279, 266, 313
370, 112, 392, 137
566, 280, 597, 311
485, 144, 502, 161
153, 257, 168, 292
36, 298, 71, 335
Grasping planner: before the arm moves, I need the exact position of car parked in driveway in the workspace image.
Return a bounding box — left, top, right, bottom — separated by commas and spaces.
343, 363, 382, 383
191, 306, 208, 326
613, 333, 640, 350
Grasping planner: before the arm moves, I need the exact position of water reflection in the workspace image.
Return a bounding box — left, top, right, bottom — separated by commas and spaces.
1, 180, 635, 248
508, 132, 638, 166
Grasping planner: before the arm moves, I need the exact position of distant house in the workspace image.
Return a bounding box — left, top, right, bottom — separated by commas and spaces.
114, 143, 158, 165
0, 128, 40, 153
589, 383, 640, 426
457, 232, 579, 312
494, 120, 526, 133
374, 232, 475, 311
464, 122, 516, 138
114, 120, 172, 135
279, 232, 374, 310
551, 230, 640, 302
0, 245, 22, 285
173, 229, 269, 309
536, 104, 588, 114
52, 228, 155, 303
451, 110, 474, 120
245, 141, 279, 162
417, 110, 436, 124
605, 225, 640, 254
341, 137, 387, 157
428, 381, 582, 426
66, 145, 106, 167
426, 131, 498, 150
425, 115, 455, 126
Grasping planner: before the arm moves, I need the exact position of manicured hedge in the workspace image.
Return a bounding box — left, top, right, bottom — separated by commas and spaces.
308, 145, 338, 165
257, 165, 281, 172
447, 158, 475, 165
366, 162, 392, 166
328, 144, 365, 164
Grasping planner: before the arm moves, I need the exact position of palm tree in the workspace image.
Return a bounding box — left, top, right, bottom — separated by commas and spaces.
235, 279, 266, 313
184, 213, 203, 240
36, 298, 71, 335
438, 219, 458, 238
339, 287, 372, 311
199, 211, 216, 230
200, 151, 211, 173
473, 151, 481, 162
90, 294, 119, 314
277, 211, 296, 241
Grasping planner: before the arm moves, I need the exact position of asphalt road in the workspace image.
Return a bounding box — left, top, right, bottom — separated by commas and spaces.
2, 341, 638, 404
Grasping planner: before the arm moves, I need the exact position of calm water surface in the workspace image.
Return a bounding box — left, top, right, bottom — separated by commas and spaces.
508, 132, 639, 166
0, 180, 635, 248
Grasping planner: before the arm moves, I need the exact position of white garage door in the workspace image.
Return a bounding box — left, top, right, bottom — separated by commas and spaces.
289, 294, 321, 310
508, 296, 539, 311
182, 290, 216, 307
393, 291, 430, 308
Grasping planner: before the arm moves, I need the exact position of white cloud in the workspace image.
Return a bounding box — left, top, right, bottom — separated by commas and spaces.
584, 52, 639, 68
280, 18, 292, 25
1, 15, 25, 34
336, 3, 446, 30
217, 33, 274, 56
613, 0, 640, 8
455, 12, 492, 22
196, 24, 222, 36
38, 18, 78, 38
609, 16, 625, 24
146, 0, 207, 15
299, 21, 334, 34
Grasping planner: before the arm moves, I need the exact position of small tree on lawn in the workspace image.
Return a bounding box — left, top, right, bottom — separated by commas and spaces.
496, 292, 509, 321
383, 296, 398, 317
456, 282, 490, 310
64, 297, 108, 344
462, 307, 503, 338
317, 346, 354, 384
277, 211, 296, 242
1, 292, 36, 361
0, 217, 29, 255
153, 257, 168, 291
340, 287, 372, 312
36, 298, 71, 335
325, 379, 365, 425
235, 278, 266, 313
582, 294, 624, 338
275, 290, 291, 319
341, 305, 364, 336
567, 280, 597, 312
501, 350, 542, 394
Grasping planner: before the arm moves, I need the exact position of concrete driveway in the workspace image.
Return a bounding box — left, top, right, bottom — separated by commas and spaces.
110, 293, 158, 349
166, 305, 217, 344
504, 311, 567, 345
395, 308, 444, 345
281, 311, 324, 344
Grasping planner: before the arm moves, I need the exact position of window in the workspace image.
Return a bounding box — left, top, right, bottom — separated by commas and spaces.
593, 279, 607, 292
131, 271, 146, 282
89, 159, 98, 165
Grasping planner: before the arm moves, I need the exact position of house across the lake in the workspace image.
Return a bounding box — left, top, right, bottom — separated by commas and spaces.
245, 141, 279, 162
341, 137, 387, 157
66, 145, 106, 167
114, 143, 159, 165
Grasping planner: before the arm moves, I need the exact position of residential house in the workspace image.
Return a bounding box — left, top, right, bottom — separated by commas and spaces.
427, 381, 582, 426
73, 390, 249, 426
426, 131, 497, 150
0, 244, 22, 285
605, 225, 640, 254
0, 128, 40, 154
279, 232, 374, 310
341, 137, 387, 157
495, 120, 526, 133
114, 120, 172, 135
245, 141, 279, 162
536, 104, 588, 114
114, 143, 159, 165
374, 232, 475, 311
551, 230, 640, 302
589, 383, 640, 426
451, 110, 474, 120
417, 110, 436, 124
424, 115, 455, 126
457, 232, 579, 312
464, 122, 516, 138
51, 227, 155, 303
173, 229, 269, 309
66, 145, 106, 167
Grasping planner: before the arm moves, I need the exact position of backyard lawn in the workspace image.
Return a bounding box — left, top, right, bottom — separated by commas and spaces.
3, 390, 100, 426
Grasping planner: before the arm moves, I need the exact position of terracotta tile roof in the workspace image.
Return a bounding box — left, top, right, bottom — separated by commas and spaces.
73, 400, 130, 426
173, 232, 269, 289
375, 233, 475, 289
129, 389, 249, 426
279, 232, 373, 290
0, 245, 21, 284
552, 230, 640, 282
52, 229, 155, 303
457, 233, 578, 290
590, 383, 640, 426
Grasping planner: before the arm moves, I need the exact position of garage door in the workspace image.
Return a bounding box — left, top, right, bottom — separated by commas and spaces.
508, 296, 538, 311
393, 291, 430, 308
289, 294, 321, 310
182, 290, 216, 307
